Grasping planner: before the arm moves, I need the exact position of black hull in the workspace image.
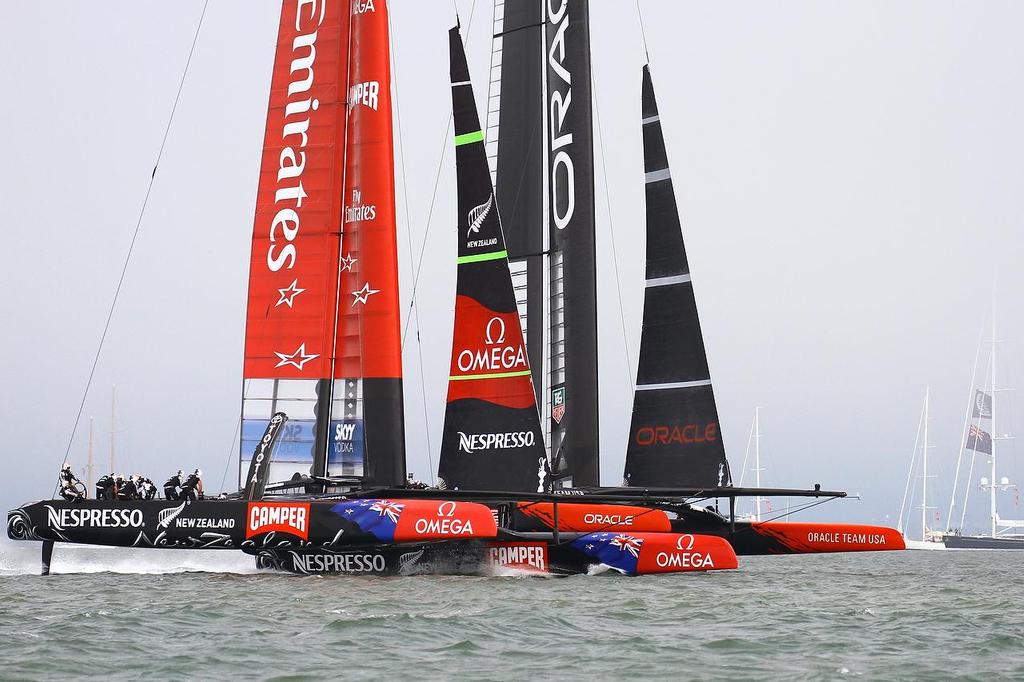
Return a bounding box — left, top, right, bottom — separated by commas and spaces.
942, 534, 1024, 550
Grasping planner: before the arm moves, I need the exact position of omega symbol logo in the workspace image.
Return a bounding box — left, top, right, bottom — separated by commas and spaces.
676, 534, 695, 551
437, 501, 457, 518
485, 317, 506, 345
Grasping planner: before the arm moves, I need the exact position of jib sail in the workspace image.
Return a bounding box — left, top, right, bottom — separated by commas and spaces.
240, 0, 405, 489
436, 25, 548, 493
622, 66, 731, 488
489, 0, 599, 486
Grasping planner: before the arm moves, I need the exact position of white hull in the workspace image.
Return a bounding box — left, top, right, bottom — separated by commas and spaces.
903, 537, 947, 551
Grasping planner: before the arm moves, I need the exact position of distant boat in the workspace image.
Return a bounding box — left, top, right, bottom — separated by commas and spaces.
898, 387, 946, 550
942, 310, 1024, 549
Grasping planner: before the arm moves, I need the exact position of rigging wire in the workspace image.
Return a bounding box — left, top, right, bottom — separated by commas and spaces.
389, 5, 435, 483
54, 0, 210, 494
591, 77, 635, 392
634, 0, 650, 62
400, 0, 478, 349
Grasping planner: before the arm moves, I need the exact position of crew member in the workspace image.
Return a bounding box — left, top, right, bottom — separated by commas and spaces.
118, 474, 138, 501
164, 470, 184, 500
95, 473, 114, 500
138, 476, 157, 500
59, 479, 85, 503
180, 469, 204, 502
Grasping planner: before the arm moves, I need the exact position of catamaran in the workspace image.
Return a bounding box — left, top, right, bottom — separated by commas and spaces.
8, 0, 903, 576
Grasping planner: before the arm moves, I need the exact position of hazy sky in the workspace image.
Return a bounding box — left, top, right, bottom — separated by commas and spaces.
1, 1, 1021, 530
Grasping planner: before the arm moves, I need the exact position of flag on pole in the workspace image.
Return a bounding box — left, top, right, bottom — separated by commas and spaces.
972, 390, 993, 419
966, 424, 993, 454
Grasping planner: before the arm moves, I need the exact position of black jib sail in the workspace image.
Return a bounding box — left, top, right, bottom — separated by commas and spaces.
490, 0, 599, 486
622, 66, 731, 488
436, 26, 548, 493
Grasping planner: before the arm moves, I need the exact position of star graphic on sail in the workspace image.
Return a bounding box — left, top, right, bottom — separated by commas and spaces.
340, 253, 358, 272
351, 282, 380, 306
275, 279, 306, 308
273, 343, 320, 370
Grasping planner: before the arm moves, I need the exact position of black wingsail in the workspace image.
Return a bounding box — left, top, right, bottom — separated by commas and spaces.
436, 26, 548, 492
491, 0, 600, 487
622, 66, 731, 488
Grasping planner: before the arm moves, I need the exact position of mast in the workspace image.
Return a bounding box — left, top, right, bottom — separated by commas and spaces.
921, 386, 929, 541
989, 308, 997, 538
437, 23, 548, 492
110, 385, 115, 474
754, 407, 762, 521
87, 417, 94, 494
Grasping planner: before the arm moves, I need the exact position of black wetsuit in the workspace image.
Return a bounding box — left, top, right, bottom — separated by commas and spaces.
180, 474, 202, 502
139, 478, 157, 500
95, 475, 114, 500
164, 475, 182, 501
118, 479, 138, 500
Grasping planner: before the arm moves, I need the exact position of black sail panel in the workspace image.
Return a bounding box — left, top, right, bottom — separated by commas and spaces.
545, 0, 600, 487
623, 66, 731, 488
436, 26, 548, 492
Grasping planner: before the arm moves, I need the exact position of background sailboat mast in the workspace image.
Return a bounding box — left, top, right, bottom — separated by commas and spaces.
921, 386, 929, 542
989, 308, 997, 538
109, 385, 115, 474
754, 407, 762, 521
87, 417, 94, 494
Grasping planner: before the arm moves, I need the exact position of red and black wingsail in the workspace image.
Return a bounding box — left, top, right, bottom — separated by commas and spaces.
240, 0, 404, 489
436, 26, 547, 493
622, 66, 731, 488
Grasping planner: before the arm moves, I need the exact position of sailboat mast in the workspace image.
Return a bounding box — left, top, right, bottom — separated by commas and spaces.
922, 385, 929, 542
87, 417, 94, 494
754, 407, 762, 521
110, 385, 115, 474
990, 308, 997, 538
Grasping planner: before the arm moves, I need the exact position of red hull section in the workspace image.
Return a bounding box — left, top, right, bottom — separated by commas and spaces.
518, 502, 672, 532
751, 522, 905, 553
634, 533, 738, 574
390, 500, 497, 542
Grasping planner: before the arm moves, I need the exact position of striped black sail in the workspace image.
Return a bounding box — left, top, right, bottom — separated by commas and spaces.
436, 25, 548, 492
622, 66, 731, 488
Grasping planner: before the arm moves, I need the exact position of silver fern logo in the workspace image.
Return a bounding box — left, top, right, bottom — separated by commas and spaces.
467, 194, 493, 236
158, 502, 187, 529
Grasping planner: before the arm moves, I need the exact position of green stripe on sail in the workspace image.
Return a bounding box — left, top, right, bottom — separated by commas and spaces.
454, 130, 484, 146
449, 369, 533, 381
457, 249, 507, 264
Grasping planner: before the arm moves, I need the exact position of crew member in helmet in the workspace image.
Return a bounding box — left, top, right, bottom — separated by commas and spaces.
180, 469, 204, 502
58, 463, 85, 502
164, 470, 184, 500
138, 476, 157, 500
95, 473, 115, 500
117, 474, 138, 501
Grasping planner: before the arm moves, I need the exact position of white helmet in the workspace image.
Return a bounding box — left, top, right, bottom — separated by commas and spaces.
195, 469, 203, 478
177, 469, 184, 477
62, 462, 72, 471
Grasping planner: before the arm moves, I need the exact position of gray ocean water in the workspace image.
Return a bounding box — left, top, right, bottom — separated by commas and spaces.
0, 545, 1021, 681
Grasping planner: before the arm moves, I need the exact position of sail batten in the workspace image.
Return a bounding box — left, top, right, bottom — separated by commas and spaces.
623, 66, 731, 489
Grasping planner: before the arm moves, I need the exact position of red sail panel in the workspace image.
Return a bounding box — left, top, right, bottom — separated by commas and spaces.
243, 1, 351, 380
335, 0, 402, 380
